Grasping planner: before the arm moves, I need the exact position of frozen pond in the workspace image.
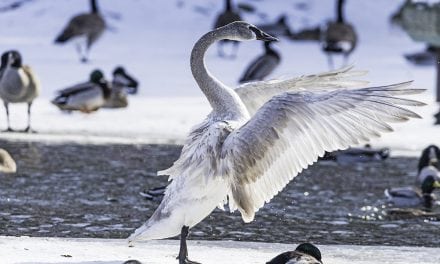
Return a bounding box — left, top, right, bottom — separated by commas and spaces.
0, 139, 439, 247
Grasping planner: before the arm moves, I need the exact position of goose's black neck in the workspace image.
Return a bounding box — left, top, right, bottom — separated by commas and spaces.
225, 0, 233, 11
336, 0, 345, 23
91, 0, 99, 14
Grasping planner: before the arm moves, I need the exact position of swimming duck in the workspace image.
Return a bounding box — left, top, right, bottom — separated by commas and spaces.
102, 67, 139, 109
320, 144, 389, 163
128, 21, 423, 264
54, 0, 106, 63
213, 0, 242, 58
0, 50, 40, 132
0, 148, 16, 173
385, 175, 440, 209
322, 0, 357, 69
52, 69, 110, 113
239, 41, 280, 83
267, 243, 322, 264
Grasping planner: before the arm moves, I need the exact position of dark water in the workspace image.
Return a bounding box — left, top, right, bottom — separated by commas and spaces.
0, 139, 439, 247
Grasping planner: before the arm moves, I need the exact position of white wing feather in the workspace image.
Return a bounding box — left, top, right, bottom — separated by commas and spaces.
235, 66, 369, 115
221, 81, 425, 222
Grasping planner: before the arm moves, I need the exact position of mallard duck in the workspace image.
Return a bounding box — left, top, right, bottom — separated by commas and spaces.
322, 0, 357, 69
102, 66, 139, 109
52, 69, 110, 113
320, 144, 389, 163
213, 0, 242, 58
239, 41, 281, 83
127, 21, 423, 264
267, 243, 322, 264
0, 50, 40, 132
0, 148, 16, 173
54, 0, 106, 63
385, 175, 440, 208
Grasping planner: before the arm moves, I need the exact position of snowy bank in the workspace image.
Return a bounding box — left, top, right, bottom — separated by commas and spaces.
1, 236, 439, 264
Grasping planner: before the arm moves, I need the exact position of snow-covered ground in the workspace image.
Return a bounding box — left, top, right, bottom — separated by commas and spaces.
1, 236, 439, 264
0, 0, 438, 154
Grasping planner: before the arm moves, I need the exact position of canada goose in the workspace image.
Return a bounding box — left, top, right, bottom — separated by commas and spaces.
128, 21, 423, 264
239, 41, 280, 83
0, 148, 16, 173
418, 145, 440, 173
213, 0, 242, 58
267, 243, 322, 264
322, 0, 357, 69
52, 69, 110, 113
256, 15, 292, 38
0, 50, 40, 132
54, 0, 106, 63
102, 66, 139, 109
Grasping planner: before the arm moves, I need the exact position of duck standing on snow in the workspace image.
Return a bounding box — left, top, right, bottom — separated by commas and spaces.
54, 0, 106, 63
0, 50, 40, 132
213, 0, 242, 58
267, 243, 322, 264
322, 0, 357, 69
52, 69, 110, 113
103, 66, 139, 109
0, 148, 16, 173
128, 21, 424, 264
239, 41, 281, 83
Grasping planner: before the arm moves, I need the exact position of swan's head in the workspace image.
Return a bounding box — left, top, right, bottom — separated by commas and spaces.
221, 21, 278, 42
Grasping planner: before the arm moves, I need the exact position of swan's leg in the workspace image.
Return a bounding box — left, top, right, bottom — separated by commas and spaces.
3, 102, 13, 132
177, 226, 200, 264
23, 102, 36, 133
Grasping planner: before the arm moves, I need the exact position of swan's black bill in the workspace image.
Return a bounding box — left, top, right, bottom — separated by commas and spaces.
249, 26, 278, 42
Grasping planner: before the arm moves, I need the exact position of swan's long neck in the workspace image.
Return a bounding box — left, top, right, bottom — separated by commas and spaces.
190, 30, 248, 118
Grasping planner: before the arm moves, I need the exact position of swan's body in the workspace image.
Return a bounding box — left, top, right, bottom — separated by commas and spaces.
54, 0, 105, 62
129, 21, 424, 263
322, 0, 357, 69
267, 243, 322, 264
0, 50, 40, 132
239, 41, 280, 83
103, 67, 139, 109
52, 70, 110, 113
0, 148, 16, 173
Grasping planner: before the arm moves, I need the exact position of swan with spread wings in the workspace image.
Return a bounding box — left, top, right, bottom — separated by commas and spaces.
128, 21, 424, 264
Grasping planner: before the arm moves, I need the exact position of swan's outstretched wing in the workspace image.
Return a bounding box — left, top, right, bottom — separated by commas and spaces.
235, 66, 369, 115
221, 81, 425, 222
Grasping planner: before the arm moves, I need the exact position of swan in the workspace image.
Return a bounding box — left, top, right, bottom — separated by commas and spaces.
102, 66, 139, 109
322, 0, 357, 69
0, 50, 40, 132
128, 21, 424, 264
266, 243, 322, 264
54, 0, 105, 63
239, 41, 281, 83
213, 0, 242, 58
52, 69, 110, 113
0, 148, 16, 173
